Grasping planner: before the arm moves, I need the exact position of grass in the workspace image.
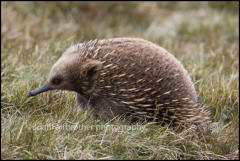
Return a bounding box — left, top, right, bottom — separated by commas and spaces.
1, 1, 239, 160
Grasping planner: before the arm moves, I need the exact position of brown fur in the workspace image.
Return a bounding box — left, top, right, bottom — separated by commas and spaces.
33, 38, 210, 125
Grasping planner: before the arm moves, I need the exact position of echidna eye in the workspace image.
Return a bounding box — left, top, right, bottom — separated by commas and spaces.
52, 78, 62, 85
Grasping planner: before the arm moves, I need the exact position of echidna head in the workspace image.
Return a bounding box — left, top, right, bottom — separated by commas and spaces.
27, 45, 103, 97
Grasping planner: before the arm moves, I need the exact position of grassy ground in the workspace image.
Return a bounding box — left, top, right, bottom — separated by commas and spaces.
1, 1, 239, 160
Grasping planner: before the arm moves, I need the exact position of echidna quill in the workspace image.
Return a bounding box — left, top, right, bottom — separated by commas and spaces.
28, 38, 210, 125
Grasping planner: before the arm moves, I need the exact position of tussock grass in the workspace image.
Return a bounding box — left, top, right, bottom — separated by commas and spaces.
1, 1, 239, 159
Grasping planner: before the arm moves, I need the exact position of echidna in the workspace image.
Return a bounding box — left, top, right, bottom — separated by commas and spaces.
28, 38, 210, 125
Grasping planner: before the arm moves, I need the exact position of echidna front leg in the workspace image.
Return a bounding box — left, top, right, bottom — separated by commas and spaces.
75, 93, 89, 110
76, 93, 130, 119
75, 93, 99, 118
